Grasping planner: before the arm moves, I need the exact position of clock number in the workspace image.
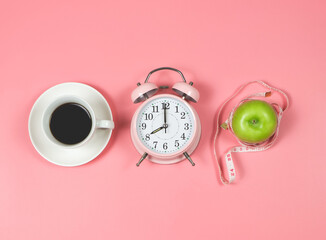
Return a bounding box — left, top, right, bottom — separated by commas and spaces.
181, 112, 186, 119
181, 133, 186, 140
163, 142, 168, 150
141, 123, 146, 130
152, 106, 158, 113
162, 102, 170, 109
175, 106, 179, 113
144, 113, 153, 120
175, 140, 179, 147
145, 134, 150, 141
153, 141, 158, 149
184, 123, 189, 130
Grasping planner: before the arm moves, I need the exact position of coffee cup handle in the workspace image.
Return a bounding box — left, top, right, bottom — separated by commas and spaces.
96, 120, 115, 129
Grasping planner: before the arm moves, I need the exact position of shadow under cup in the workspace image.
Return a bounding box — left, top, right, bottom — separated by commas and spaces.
43, 96, 96, 148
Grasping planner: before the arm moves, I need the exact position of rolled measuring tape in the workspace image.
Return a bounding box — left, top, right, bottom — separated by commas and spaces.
214, 80, 289, 185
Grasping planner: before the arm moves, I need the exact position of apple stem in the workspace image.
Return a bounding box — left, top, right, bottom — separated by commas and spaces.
220, 122, 228, 130
265, 91, 272, 97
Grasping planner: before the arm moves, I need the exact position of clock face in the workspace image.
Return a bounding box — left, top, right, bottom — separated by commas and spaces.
136, 96, 195, 154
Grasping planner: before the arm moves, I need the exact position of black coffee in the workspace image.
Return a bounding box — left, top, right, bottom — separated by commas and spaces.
50, 103, 92, 145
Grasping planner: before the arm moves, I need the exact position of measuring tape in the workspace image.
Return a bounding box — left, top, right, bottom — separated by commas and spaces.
214, 80, 289, 185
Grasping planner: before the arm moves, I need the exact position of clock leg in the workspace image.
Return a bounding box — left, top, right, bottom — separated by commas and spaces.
183, 152, 195, 166
136, 152, 148, 167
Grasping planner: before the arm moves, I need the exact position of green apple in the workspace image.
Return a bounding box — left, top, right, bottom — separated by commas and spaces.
232, 100, 277, 143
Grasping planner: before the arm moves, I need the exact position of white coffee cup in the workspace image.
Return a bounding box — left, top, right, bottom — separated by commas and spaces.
42, 95, 114, 148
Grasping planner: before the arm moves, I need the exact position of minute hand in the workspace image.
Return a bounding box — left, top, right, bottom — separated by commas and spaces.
164, 104, 167, 124
164, 103, 167, 133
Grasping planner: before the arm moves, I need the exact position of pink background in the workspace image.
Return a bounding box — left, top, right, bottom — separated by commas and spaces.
1, 0, 325, 239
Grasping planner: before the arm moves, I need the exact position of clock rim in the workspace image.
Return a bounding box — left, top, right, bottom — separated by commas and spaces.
130, 94, 201, 162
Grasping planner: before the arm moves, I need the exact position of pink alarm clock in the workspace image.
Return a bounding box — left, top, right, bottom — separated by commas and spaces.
130, 67, 201, 166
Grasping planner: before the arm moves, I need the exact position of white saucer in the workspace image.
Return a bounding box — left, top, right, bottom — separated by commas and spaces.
28, 82, 114, 166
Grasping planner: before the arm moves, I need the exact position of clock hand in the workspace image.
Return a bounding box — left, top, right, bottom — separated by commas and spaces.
150, 126, 165, 134
163, 103, 167, 133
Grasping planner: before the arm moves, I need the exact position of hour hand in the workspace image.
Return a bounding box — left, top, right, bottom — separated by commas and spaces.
150, 126, 165, 134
